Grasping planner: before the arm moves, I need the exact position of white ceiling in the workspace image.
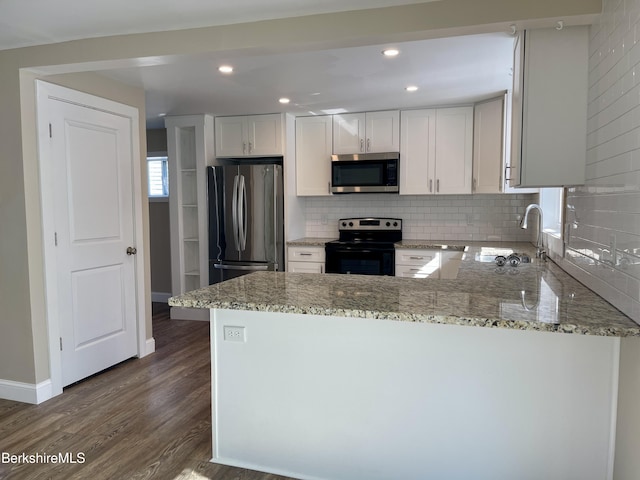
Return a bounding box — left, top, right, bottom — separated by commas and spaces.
1, 0, 515, 129
103, 33, 515, 128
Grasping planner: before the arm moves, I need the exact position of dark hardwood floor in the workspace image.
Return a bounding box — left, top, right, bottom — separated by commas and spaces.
0, 304, 295, 480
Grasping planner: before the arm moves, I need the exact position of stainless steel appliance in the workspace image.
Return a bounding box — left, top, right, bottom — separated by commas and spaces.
331, 152, 399, 194
207, 161, 284, 284
325, 217, 402, 275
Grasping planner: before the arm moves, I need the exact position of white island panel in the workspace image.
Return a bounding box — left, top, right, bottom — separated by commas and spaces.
211, 309, 618, 480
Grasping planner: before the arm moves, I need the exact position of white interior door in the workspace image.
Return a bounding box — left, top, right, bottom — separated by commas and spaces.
46, 92, 139, 387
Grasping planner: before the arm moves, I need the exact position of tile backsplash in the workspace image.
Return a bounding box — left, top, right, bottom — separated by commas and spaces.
558, 0, 640, 323
303, 193, 538, 242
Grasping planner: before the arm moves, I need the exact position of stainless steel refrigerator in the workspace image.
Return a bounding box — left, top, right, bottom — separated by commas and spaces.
207, 161, 284, 284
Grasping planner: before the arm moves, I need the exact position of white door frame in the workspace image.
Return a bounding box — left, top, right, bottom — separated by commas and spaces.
36, 80, 149, 399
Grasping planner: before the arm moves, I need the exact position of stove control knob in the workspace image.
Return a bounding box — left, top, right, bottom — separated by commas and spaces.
393, 222, 398, 227
341, 222, 347, 227
495, 255, 507, 267
386, 221, 391, 227
348, 222, 354, 227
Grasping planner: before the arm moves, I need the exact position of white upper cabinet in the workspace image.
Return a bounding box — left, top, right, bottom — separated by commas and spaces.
510, 26, 588, 187
400, 109, 436, 195
473, 96, 504, 194
215, 114, 283, 157
332, 113, 365, 154
333, 110, 399, 154
435, 107, 473, 194
295, 115, 332, 196
365, 110, 400, 153
400, 107, 473, 195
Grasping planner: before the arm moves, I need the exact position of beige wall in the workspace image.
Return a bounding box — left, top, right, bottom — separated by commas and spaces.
149, 202, 172, 295
0, 0, 601, 386
146, 128, 172, 296
147, 128, 167, 154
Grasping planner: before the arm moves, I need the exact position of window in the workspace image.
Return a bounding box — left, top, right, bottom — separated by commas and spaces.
147, 156, 168, 198
539, 187, 564, 237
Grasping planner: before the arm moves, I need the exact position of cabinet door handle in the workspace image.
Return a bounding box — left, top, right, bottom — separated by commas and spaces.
360, 138, 364, 152
367, 138, 371, 151
473, 178, 477, 191
248, 141, 253, 154
328, 181, 331, 194
242, 142, 246, 155
437, 179, 440, 193
429, 179, 433, 193
299, 253, 313, 256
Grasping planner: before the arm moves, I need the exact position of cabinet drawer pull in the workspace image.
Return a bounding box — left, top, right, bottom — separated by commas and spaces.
299, 253, 313, 256
409, 256, 424, 260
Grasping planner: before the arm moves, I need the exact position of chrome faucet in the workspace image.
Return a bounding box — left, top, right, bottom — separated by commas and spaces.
520, 204, 546, 260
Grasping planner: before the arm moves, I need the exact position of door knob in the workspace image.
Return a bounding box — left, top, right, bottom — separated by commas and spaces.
126, 246, 137, 255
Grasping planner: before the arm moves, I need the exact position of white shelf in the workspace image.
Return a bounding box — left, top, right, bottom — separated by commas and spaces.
166, 114, 213, 308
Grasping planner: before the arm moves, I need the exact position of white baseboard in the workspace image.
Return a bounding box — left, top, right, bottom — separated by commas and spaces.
0, 378, 54, 404
144, 337, 156, 356
152, 291, 172, 303
170, 306, 209, 321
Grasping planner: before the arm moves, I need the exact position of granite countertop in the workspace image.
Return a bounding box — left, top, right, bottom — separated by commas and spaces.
287, 237, 336, 247
170, 242, 640, 337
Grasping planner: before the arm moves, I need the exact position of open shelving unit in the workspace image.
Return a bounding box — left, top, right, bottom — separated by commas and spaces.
165, 115, 214, 320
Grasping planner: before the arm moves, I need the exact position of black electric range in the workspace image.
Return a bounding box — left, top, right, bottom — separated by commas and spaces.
325, 217, 402, 276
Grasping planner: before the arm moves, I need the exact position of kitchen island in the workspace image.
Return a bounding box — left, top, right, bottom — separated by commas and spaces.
169, 243, 640, 480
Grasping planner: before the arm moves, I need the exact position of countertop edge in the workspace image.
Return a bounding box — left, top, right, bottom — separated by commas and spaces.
167, 298, 640, 338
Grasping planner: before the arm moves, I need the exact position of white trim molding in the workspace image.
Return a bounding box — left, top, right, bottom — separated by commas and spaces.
145, 337, 156, 356
0, 379, 53, 404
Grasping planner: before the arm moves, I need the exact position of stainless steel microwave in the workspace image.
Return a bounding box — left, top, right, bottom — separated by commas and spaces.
330, 152, 399, 194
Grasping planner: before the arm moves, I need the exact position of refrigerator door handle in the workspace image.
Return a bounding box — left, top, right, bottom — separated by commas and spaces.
231, 174, 240, 251
239, 174, 248, 251
213, 263, 269, 271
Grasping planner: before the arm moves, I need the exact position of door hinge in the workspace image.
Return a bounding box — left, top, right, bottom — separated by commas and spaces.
49, 123, 52, 138
59, 337, 63, 351
54, 232, 58, 246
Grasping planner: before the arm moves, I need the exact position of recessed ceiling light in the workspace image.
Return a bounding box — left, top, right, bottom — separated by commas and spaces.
279, 97, 290, 104
382, 48, 400, 57
218, 65, 233, 74
405, 85, 419, 92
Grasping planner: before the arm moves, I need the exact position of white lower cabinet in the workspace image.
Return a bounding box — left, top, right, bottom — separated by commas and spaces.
396, 248, 463, 279
287, 246, 325, 273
